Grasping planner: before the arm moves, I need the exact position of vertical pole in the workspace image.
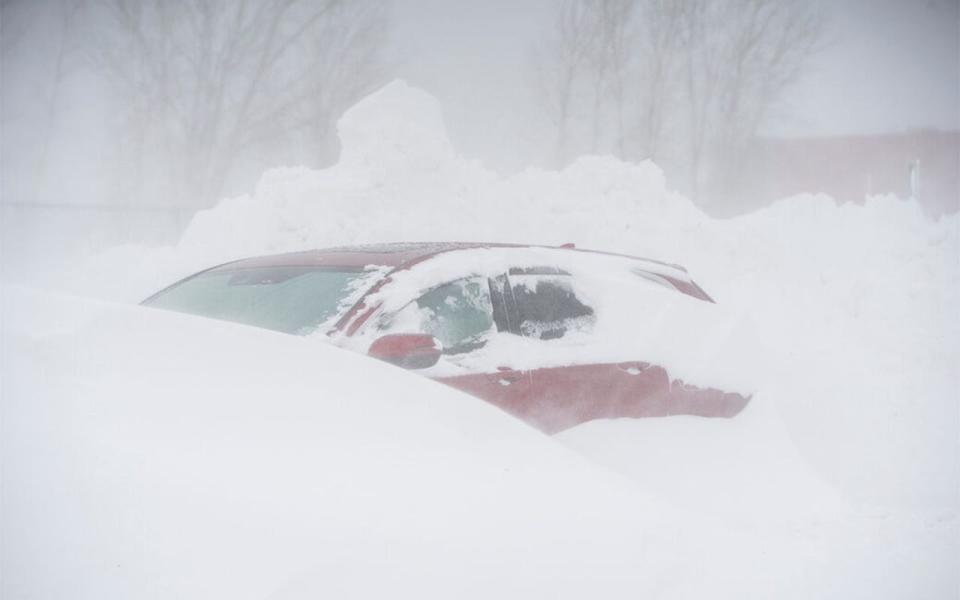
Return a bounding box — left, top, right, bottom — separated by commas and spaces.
908, 159, 921, 199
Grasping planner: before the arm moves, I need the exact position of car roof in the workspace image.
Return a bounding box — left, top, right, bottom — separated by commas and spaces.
211, 242, 517, 271
210, 241, 690, 274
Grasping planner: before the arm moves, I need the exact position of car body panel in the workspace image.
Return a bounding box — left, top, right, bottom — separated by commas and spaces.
144, 242, 750, 433
437, 368, 538, 424
520, 363, 749, 434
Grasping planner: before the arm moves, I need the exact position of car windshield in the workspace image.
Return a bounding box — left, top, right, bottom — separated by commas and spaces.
145, 266, 369, 335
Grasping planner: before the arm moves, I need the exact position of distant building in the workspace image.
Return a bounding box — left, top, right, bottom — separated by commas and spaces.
732, 130, 959, 218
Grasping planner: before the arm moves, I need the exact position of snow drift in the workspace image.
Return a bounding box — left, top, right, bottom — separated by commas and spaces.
51, 80, 958, 511
3, 80, 958, 596
4, 287, 725, 599
3, 287, 957, 599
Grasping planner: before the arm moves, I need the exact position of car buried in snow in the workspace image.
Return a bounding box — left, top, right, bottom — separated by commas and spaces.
143, 242, 750, 433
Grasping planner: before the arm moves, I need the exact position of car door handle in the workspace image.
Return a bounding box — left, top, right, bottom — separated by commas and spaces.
617, 361, 650, 375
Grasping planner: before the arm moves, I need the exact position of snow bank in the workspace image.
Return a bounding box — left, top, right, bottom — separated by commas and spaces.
7, 80, 958, 593
3, 287, 957, 599
2, 287, 708, 599
49, 80, 957, 512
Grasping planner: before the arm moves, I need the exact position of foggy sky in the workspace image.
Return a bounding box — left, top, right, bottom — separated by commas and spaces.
2, 0, 957, 193
390, 0, 960, 171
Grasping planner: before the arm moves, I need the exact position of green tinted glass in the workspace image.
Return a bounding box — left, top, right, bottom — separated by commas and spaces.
415, 279, 494, 350
146, 266, 365, 335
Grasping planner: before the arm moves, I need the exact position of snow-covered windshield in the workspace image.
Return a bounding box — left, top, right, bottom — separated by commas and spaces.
145, 266, 369, 335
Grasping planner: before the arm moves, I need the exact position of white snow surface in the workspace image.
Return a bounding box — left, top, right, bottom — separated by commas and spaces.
2, 287, 957, 599
337, 246, 763, 396
4, 80, 959, 596
2, 288, 730, 599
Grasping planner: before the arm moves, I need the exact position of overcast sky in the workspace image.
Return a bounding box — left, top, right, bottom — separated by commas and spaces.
390, 0, 959, 171
778, 0, 959, 136
4, 0, 956, 182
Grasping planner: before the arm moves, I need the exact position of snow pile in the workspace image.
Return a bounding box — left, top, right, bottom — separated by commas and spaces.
52, 80, 957, 510
3, 287, 957, 599
5, 288, 687, 599
7, 80, 958, 594
337, 82, 458, 175
61, 81, 702, 302
690, 195, 960, 510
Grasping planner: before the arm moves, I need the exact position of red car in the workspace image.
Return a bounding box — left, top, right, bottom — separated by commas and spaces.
144, 242, 749, 433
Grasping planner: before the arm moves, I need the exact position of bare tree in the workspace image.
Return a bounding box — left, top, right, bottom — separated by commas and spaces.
603, 0, 636, 160
36, 0, 84, 201
632, 0, 683, 163
531, 0, 824, 205
292, 1, 391, 163
585, 0, 635, 157
1, 0, 85, 203
532, 0, 637, 164
92, 0, 389, 210
681, 0, 825, 201
531, 0, 595, 167
677, 0, 723, 201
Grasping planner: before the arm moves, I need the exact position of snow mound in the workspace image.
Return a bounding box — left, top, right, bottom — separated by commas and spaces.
36, 80, 960, 516
0, 288, 793, 598
337, 79, 456, 173
5, 287, 958, 599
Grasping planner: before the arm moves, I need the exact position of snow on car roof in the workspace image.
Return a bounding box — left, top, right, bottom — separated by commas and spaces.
212, 241, 692, 276
212, 242, 525, 271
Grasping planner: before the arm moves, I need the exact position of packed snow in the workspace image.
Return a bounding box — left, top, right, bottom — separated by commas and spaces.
3, 80, 958, 597
334, 246, 763, 397
3, 286, 957, 599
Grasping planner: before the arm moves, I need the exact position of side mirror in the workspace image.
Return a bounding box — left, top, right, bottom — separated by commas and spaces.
368, 333, 442, 370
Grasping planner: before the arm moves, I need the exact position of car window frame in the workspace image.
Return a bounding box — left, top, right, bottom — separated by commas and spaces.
374, 273, 511, 354
501, 267, 595, 341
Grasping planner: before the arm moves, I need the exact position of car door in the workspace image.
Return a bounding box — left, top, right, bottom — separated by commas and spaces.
370, 275, 538, 417
503, 268, 748, 433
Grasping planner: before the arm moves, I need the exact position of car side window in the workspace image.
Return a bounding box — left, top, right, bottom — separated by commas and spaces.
382, 277, 495, 353
509, 273, 594, 340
